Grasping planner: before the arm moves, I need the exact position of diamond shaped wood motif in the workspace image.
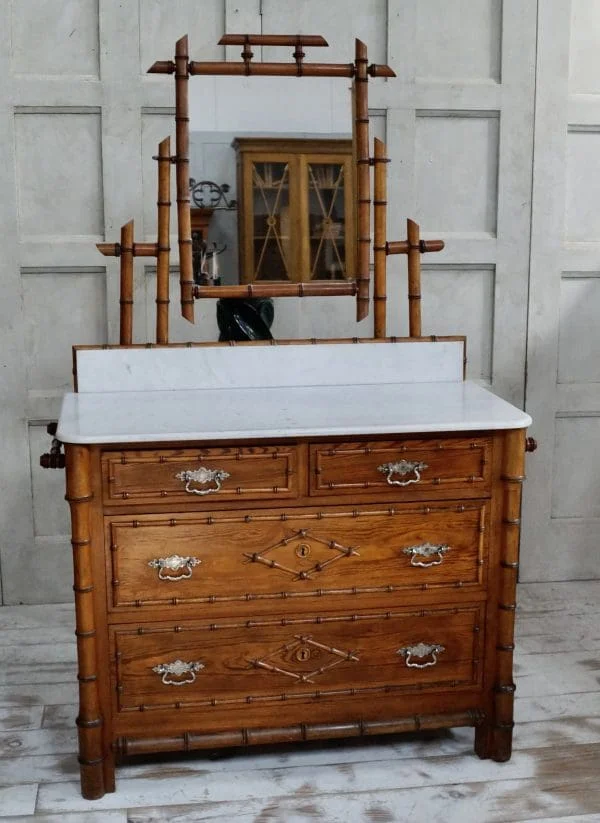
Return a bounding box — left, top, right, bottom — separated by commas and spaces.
243, 528, 359, 580
250, 635, 359, 684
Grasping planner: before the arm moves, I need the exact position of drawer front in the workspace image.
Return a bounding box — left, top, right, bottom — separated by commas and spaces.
112, 605, 484, 715
310, 437, 492, 499
101, 445, 299, 505
107, 502, 488, 610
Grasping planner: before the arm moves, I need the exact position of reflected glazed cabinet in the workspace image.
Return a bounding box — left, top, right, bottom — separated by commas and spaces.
57, 346, 531, 799
233, 138, 355, 283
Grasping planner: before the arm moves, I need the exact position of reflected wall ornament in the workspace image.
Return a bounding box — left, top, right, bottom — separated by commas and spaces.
189, 179, 237, 211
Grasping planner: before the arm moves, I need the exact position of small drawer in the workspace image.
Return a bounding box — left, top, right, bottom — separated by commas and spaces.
106, 501, 488, 610
310, 437, 492, 499
101, 445, 299, 506
111, 605, 484, 717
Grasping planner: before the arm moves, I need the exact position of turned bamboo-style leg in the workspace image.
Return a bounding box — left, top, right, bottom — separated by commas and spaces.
354, 39, 371, 322
174, 35, 194, 323
156, 136, 171, 344
65, 445, 110, 799
373, 138, 388, 338
476, 429, 525, 761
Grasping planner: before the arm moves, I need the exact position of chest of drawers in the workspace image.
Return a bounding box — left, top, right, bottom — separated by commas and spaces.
57, 343, 531, 798
61, 422, 526, 799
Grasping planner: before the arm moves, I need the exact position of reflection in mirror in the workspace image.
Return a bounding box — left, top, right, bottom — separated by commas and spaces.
190, 134, 354, 287
189, 76, 353, 287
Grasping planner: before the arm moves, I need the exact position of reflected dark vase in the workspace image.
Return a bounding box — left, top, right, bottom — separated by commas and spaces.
216, 298, 275, 341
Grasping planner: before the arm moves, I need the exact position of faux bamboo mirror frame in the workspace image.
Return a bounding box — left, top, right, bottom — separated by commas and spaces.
148, 34, 395, 325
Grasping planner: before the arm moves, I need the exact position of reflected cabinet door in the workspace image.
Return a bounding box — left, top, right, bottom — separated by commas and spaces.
235, 139, 355, 284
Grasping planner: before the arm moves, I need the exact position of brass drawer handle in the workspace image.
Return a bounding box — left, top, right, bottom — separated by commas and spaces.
398, 642, 445, 669
152, 659, 204, 686
175, 467, 230, 495
377, 459, 428, 486
148, 554, 201, 581
402, 543, 450, 567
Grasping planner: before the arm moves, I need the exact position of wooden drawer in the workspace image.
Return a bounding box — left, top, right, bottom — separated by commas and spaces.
111, 605, 484, 718
101, 445, 299, 505
106, 502, 488, 610
310, 437, 492, 499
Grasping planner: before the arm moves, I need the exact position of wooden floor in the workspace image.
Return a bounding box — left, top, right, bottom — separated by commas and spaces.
0, 581, 599, 822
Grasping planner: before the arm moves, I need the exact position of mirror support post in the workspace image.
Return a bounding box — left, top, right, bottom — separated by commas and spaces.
354, 39, 371, 323
118, 221, 134, 345
373, 139, 389, 338
175, 35, 195, 324
385, 224, 445, 338
156, 137, 172, 344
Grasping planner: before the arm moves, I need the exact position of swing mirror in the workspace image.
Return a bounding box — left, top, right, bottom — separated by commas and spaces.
188, 75, 355, 288
149, 33, 392, 324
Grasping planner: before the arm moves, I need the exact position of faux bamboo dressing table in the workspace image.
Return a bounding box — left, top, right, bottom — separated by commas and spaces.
48, 32, 533, 800
56, 341, 531, 799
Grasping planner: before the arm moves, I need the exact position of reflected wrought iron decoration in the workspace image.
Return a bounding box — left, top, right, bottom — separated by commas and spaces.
189, 179, 237, 210
189, 179, 236, 285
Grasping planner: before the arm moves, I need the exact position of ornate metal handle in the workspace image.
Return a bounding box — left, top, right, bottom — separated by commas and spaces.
152, 659, 204, 686
377, 459, 428, 486
175, 467, 230, 495
148, 554, 201, 581
397, 642, 445, 668
402, 543, 450, 567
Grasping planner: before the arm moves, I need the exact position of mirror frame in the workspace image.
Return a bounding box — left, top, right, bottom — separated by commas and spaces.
148, 34, 395, 324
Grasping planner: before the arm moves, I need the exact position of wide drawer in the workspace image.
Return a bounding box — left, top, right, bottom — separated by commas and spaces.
111, 605, 484, 716
310, 436, 492, 499
101, 445, 299, 505
106, 502, 488, 610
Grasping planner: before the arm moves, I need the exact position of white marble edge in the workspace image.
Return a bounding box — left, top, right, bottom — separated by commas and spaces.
56, 381, 532, 445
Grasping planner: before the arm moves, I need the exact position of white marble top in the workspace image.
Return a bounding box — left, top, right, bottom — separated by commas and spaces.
56, 381, 531, 444
74, 341, 465, 393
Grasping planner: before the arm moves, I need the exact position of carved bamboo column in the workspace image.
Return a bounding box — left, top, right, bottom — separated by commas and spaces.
385, 222, 444, 337
119, 221, 134, 345
156, 136, 171, 343
175, 35, 194, 323
65, 445, 107, 799
373, 138, 388, 338
476, 428, 525, 761
406, 218, 422, 337
354, 39, 371, 322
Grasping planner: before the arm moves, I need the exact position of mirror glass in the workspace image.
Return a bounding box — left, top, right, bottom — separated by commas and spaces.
188, 76, 354, 287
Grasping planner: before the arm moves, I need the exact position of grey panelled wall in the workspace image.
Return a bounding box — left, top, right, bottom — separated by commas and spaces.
0, 0, 591, 604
